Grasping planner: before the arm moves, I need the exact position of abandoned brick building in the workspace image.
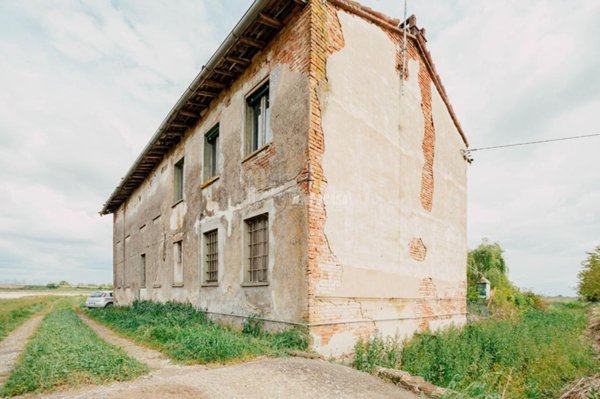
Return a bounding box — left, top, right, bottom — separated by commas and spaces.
101, 0, 469, 356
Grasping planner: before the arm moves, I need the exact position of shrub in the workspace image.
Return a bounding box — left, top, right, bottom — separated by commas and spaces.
354, 334, 401, 373
242, 314, 265, 337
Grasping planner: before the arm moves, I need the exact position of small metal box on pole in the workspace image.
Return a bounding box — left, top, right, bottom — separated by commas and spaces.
477, 277, 491, 300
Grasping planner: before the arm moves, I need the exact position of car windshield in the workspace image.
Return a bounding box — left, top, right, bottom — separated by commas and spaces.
89, 292, 103, 298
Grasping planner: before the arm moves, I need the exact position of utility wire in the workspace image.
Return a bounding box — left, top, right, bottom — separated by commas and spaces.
461, 133, 600, 163
467, 133, 600, 153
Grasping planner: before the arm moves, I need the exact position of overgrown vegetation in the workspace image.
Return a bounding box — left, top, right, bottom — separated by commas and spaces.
467, 239, 544, 317
0, 298, 147, 397
88, 300, 309, 364
355, 302, 598, 399
354, 240, 596, 398
578, 245, 600, 301
0, 296, 58, 341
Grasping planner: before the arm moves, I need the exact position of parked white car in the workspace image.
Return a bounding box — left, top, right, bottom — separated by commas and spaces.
86, 291, 114, 309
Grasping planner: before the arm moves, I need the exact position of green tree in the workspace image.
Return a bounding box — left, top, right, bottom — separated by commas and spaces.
577, 246, 600, 302
467, 239, 510, 291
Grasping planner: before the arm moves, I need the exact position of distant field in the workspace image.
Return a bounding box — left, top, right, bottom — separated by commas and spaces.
0, 297, 147, 397
0, 296, 58, 341
544, 296, 579, 303
0, 285, 103, 292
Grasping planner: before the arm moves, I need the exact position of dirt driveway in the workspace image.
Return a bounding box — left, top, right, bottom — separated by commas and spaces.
17, 357, 421, 399
7, 313, 421, 399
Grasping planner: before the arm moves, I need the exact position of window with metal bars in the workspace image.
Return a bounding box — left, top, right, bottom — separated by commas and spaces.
245, 214, 269, 283
204, 230, 218, 283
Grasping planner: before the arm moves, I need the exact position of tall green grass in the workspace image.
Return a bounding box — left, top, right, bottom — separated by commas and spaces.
88, 300, 309, 364
0, 296, 58, 341
0, 305, 148, 397
355, 303, 599, 399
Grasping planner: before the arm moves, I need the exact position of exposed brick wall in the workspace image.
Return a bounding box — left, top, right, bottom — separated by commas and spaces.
418, 62, 436, 213
241, 145, 276, 172
303, 0, 466, 353
409, 238, 427, 261
392, 31, 438, 212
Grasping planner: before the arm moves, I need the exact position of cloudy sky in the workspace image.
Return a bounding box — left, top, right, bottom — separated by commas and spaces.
0, 0, 598, 295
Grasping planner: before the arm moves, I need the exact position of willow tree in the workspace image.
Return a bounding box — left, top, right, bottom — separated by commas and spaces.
578, 246, 600, 302
467, 239, 510, 290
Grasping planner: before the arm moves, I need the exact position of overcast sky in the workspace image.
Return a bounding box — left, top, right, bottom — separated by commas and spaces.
0, 1, 598, 295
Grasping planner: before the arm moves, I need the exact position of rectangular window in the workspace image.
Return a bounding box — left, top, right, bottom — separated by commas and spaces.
204, 125, 219, 181
204, 230, 218, 283
140, 254, 146, 288
173, 241, 183, 285
246, 82, 270, 154
173, 158, 184, 203
245, 214, 269, 283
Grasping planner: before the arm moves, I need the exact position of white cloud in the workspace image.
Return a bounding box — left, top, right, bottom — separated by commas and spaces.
0, 0, 598, 295
360, 0, 600, 295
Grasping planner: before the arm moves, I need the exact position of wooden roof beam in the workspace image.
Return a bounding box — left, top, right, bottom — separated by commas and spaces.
258, 13, 282, 29
203, 80, 227, 89
195, 90, 219, 98
212, 68, 236, 77
239, 36, 266, 49
225, 55, 251, 66
178, 109, 198, 118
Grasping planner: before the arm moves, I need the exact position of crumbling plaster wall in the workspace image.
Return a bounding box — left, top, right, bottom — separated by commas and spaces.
112, 9, 312, 326
312, 8, 468, 356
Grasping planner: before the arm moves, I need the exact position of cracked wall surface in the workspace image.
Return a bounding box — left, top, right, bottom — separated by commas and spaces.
111, 0, 468, 357
112, 6, 312, 327
313, 4, 468, 356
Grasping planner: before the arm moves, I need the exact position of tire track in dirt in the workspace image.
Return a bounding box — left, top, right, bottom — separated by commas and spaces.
0, 315, 44, 388
77, 313, 171, 370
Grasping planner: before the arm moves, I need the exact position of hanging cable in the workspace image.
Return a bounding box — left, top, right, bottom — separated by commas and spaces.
461, 133, 600, 163
400, 0, 408, 96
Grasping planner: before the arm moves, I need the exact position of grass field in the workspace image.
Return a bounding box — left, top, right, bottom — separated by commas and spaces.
0, 296, 58, 341
0, 298, 147, 397
88, 300, 309, 364
355, 302, 599, 399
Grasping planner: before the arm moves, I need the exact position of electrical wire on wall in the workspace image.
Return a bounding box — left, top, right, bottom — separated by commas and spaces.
400, 0, 408, 96
461, 133, 600, 163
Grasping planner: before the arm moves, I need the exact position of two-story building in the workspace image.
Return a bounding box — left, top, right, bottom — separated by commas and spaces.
101, 0, 469, 357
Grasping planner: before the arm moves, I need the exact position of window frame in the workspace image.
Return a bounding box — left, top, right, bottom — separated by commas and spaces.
245, 81, 271, 155
173, 240, 184, 286
203, 229, 219, 284
243, 213, 269, 285
203, 124, 220, 182
173, 157, 185, 204
140, 253, 146, 288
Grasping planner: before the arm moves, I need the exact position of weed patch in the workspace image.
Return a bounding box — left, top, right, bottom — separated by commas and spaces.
0, 307, 147, 397
355, 303, 599, 399
88, 301, 310, 364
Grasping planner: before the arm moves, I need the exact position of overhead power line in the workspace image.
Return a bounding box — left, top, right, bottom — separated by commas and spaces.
461, 133, 600, 163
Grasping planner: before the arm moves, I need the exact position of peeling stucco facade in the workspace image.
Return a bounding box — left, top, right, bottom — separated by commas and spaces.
109, 0, 468, 357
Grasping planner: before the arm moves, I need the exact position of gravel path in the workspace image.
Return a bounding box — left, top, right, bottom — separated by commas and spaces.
77, 313, 172, 370
15, 357, 421, 399
0, 315, 44, 388
10, 314, 420, 399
